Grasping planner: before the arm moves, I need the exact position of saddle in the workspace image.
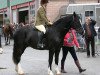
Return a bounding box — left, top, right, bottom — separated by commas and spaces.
32, 25, 48, 49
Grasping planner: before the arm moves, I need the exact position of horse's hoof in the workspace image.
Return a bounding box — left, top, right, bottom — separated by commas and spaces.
55, 67, 61, 75
15, 67, 24, 75
56, 74, 61, 75
18, 73, 24, 75
48, 70, 54, 75
56, 72, 61, 75
18, 71, 24, 75
0, 51, 3, 54
0, 48, 3, 54
0, 52, 3, 54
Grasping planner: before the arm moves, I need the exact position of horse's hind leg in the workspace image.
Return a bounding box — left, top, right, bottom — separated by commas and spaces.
4, 35, 7, 45
13, 44, 26, 74
55, 49, 61, 75
6, 36, 9, 45
8, 35, 10, 44
48, 50, 54, 75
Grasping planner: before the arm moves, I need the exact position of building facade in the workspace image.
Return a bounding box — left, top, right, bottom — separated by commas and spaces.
0, 0, 100, 25
0, 0, 38, 25
47, 0, 100, 22
66, 3, 100, 26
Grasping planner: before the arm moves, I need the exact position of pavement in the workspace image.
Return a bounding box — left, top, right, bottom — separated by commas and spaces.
0, 37, 100, 75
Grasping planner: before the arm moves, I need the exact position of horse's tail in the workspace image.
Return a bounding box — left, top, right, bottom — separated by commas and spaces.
13, 28, 26, 64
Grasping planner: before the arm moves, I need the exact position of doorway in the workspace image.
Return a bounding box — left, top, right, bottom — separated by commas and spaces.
18, 10, 29, 24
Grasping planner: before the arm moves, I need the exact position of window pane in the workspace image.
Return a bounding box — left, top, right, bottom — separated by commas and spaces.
85, 11, 89, 17
90, 11, 93, 16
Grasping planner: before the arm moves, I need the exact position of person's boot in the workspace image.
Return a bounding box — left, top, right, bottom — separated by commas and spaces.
37, 32, 45, 49
75, 60, 86, 73
61, 64, 67, 73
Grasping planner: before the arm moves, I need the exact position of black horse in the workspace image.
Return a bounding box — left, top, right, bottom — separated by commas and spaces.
13, 12, 84, 75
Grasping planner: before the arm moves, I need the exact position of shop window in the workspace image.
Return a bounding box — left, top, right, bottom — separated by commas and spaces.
90, 11, 93, 16
85, 11, 93, 17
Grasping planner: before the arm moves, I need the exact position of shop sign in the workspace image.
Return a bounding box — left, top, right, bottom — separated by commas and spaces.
11, 1, 35, 10
0, 8, 7, 12
17, 2, 29, 8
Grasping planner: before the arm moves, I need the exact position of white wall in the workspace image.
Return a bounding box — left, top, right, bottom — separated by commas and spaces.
12, 10, 17, 24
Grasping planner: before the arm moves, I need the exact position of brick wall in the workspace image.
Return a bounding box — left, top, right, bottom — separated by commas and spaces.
75, 0, 98, 4
47, 0, 99, 22
47, 0, 68, 22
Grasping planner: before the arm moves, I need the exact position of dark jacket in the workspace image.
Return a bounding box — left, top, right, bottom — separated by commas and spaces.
98, 27, 100, 32
83, 19, 97, 37
98, 27, 100, 39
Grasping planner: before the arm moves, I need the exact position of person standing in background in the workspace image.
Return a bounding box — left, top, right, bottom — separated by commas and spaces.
83, 17, 97, 58
98, 27, 100, 42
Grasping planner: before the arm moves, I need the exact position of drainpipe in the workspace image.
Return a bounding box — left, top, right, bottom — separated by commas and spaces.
98, 0, 100, 3
35, 0, 40, 17
7, 0, 11, 23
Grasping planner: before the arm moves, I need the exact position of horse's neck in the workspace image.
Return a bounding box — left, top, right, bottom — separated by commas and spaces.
47, 16, 72, 38
47, 24, 70, 42
53, 23, 70, 34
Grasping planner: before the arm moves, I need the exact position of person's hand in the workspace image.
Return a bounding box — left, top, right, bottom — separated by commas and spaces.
48, 22, 53, 25
78, 47, 83, 50
77, 47, 80, 49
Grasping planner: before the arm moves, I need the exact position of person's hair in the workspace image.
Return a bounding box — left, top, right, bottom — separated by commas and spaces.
40, 0, 48, 5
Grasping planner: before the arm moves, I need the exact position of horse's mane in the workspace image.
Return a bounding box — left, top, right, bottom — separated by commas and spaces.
45, 14, 74, 36
52, 14, 73, 27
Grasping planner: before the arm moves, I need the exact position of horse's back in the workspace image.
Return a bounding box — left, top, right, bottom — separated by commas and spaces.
3, 25, 9, 32
14, 25, 36, 37
13, 25, 39, 48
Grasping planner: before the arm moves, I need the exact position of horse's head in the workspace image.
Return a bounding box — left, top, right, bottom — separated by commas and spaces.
70, 12, 84, 35
52, 12, 84, 35
66, 12, 84, 35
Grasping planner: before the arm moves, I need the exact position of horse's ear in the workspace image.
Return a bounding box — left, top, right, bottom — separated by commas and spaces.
73, 12, 76, 17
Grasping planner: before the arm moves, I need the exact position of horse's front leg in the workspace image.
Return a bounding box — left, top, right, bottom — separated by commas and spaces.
48, 50, 54, 75
4, 34, 7, 45
6, 35, 9, 45
8, 35, 10, 44
55, 48, 61, 75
